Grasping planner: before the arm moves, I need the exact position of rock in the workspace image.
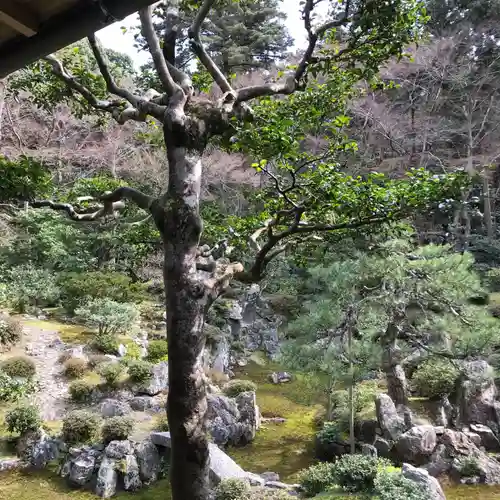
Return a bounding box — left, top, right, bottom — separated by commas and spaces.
117, 344, 127, 357
376, 394, 406, 441
246, 472, 265, 486
396, 425, 437, 465
100, 399, 132, 418
402, 463, 446, 500
374, 437, 392, 458
457, 360, 499, 431
135, 361, 168, 396
123, 454, 142, 491
135, 438, 161, 484
150, 431, 247, 485
463, 430, 481, 448
0, 458, 26, 472
69, 453, 96, 486
361, 444, 378, 457
355, 419, 378, 444
470, 423, 500, 452
425, 444, 452, 478
206, 393, 240, 445
95, 456, 118, 498
441, 429, 476, 455
64, 345, 86, 359
261, 472, 280, 482
212, 334, 230, 373
264, 481, 292, 489
269, 372, 292, 384
235, 391, 260, 445
16, 428, 61, 468
105, 440, 133, 459
130, 396, 163, 412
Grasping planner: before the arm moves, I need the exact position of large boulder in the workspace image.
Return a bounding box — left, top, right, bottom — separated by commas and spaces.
95, 456, 118, 498
396, 425, 437, 465
100, 399, 132, 418
68, 452, 97, 486
150, 431, 247, 485
135, 438, 161, 484
205, 392, 259, 446
375, 394, 407, 441
457, 361, 499, 432
122, 454, 142, 491
402, 463, 446, 500
469, 423, 500, 452
105, 440, 133, 459
16, 428, 61, 468
134, 361, 168, 396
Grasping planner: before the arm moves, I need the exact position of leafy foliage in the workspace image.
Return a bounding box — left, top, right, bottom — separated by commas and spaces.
0, 371, 37, 402
457, 456, 482, 477
411, 358, 460, 399
62, 410, 100, 444
5, 404, 42, 435
92, 334, 119, 355
127, 360, 153, 383
101, 415, 134, 442
0, 314, 22, 349
214, 478, 250, 500
0, 155, 53, 202
75, 298, 139, 336
145, 340, 169, 363
62, 357, 88, 379
297, 461, 337, 497
1, 356, 36, 379
69, 380, 95, 403
223, 379, 257, 398
97, 362, 124, 387
373, 470, 427, 500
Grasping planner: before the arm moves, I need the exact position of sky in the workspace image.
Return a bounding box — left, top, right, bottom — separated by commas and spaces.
97, 0, 316, 68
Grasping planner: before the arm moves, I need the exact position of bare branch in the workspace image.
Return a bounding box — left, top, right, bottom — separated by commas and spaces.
139, 5, 180, 96
188, 0, 233, 95
30, 187, 156, 221
43, 55, 166, 123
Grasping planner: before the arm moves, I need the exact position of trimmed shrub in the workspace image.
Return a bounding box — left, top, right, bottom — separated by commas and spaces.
331, 454, 389, 493
58, 271, 147, 313
145, 340, 169, 362
154, 415, 169, 432
124, 342, 142, 361
98, 362, 124, 387
1, 356, 36, 379
62, 410, 100, 444
0, 371, 37, 402
297, 462, 337, 497
457, 456, 482, 477
101, 416, 134, 443
5, 404, 41, 435
63, 357, 87, 379
214, 478, 250, 500
128, 360, 152, 383
57, 351, 73, 364
88, 354, 111, 369
411, 359, 460, 399
69, 380, 95, 403
374, 471, 427, 500
223, 379, 257, 398
92, 334, 119, 355
0, 314, 22, 349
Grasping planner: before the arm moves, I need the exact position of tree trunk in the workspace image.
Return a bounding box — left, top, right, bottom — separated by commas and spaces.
348, 324, 355, 454
162, 120, 211, 500
381, 322, 408, 407
483, 173, 494, 238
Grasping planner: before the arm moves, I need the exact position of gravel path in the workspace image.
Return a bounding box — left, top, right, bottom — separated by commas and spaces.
22, 323, 69, 421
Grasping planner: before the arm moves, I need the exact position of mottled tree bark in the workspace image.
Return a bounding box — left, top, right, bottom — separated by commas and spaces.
381, 322, 409, 407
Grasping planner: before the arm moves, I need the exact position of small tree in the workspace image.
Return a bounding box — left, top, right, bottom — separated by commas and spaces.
74, 298, 139, 336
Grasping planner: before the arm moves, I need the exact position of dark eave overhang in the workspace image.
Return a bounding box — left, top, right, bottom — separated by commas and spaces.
0, 0, 156, 78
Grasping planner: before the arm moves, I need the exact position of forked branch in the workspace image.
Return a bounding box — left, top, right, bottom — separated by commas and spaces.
188, 0, 234, 95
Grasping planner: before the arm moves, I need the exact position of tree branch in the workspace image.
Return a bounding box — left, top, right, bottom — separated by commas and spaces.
188, 0, 233, 95
235, 0, 351, 103
43, 54, 166, 123
139, 5, 180, 96
30, 187, 156, 221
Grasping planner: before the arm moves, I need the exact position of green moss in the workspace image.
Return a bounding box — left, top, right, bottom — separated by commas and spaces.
227, 359, 323, 481
0, 470, 171, 499
23, 318, 93, 345
444, 484, 500, 499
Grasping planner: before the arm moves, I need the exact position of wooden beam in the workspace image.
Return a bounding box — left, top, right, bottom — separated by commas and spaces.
0, 1, 38, 37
